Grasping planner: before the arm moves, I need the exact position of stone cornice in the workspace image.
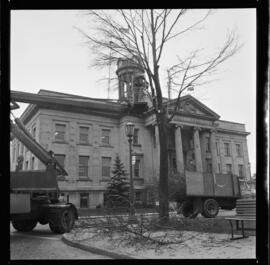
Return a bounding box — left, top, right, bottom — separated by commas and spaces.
216, 128, 250, 136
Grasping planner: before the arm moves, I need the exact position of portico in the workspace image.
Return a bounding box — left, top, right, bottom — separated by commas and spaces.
173, 123, 219, 175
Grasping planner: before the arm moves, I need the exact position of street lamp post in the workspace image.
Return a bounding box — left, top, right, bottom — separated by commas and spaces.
125, 121, 137, 223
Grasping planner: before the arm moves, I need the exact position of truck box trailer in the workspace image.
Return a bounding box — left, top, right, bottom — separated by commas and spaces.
172, 171, 242, 218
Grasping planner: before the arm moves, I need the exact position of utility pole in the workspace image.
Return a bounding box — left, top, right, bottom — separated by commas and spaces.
108, 41, 113, 99
167, 69, 172, 115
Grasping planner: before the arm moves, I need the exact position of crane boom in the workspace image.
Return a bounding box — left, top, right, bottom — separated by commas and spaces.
11, 119, 68, 176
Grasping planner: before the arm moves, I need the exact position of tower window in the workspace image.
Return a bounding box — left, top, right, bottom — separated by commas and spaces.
123, 83, 128, 98
133, 129, 139, 145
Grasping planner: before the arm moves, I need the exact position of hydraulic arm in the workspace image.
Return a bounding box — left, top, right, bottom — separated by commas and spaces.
10, 116, 67, 176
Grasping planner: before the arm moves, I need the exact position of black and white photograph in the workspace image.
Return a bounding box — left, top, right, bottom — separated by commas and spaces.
6, 6, 267, 261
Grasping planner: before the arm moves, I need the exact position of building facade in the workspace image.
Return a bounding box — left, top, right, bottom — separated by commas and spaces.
10, 57, 251, 209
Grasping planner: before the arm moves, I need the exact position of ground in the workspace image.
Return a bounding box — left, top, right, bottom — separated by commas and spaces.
65, 211, 256, 259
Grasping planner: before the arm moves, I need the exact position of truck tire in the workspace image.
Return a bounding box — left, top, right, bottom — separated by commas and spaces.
49, 208, 75, 234
181, 200, 198, 218
12, 220, 37, 232
201, 199, 219, 218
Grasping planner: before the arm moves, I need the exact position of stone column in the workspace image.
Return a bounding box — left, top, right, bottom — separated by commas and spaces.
230, 140, 237, 175
175, 125, 185, 174
210, 129, 218, 174
193, 127, 203, 173
154, 124, 160, 177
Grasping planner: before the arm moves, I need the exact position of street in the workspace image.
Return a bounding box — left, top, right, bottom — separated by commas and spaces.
10, 223, 111, 260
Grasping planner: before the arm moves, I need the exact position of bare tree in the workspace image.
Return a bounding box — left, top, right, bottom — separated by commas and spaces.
77, 9, 240, 220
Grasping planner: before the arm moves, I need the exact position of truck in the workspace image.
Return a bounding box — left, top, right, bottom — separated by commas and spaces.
10, 100, 78, 234
171, 171, 242, 218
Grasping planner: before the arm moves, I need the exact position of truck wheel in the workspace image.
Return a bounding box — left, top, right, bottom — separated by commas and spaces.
12, 220, 37, 232
49, 208, 75, 234
202, 199, 219, 218
181, 201, 198, 218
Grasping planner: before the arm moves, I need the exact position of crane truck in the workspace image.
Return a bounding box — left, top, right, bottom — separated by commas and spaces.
10, 101, 78, 234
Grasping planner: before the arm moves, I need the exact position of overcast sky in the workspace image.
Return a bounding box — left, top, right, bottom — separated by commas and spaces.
10, 9, 256, 175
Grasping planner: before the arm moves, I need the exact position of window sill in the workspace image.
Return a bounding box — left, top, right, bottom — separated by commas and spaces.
100, 178, 110, 182
100, 145, 114, 148
53, 141, 68, 144
78, 178, 93, 181
77, 143, 92, 146
57, 176, 67, 181
133, 144, 142, 147
134, 177, 144, 180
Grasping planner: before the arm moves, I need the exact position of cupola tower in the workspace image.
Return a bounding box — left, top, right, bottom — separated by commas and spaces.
116, 56, 147, 104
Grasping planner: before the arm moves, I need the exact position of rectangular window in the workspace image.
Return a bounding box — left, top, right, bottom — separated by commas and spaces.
226, 164, 232, 174
206, 137, 210, 152
101, 129, 110, 145
17, 142, 20, 159
12, 146, 16, 162
55, 124, 66, 142
190, 139, 194, 149
32, 127, 36, 140
216, 142, 220, 155
31, 156, 35, 170
236, 144, 242, 157
102, 157, 111, 177
80, 193, 89, 208
133, 128, 139, 145
54, 154, 66, 168
153, 128, 156, 148
25, 161, 29, 170
135, 191, 142, 202
79, 126, 89, 144
207, 163, 212, 173
124, 83, 128, 98
238, 164, 245, 177
79, 156, 89, 178
134, 158, 141, 177
224, 143, 230, 156
21, 145, 25, 156
172, 158, 177, 172
218, 163, 221, 173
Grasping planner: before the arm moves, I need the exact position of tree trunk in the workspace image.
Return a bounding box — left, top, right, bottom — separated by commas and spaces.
158, 112, 169, 221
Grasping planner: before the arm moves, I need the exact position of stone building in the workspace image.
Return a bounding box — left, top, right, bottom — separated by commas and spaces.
10, 57, 251, 209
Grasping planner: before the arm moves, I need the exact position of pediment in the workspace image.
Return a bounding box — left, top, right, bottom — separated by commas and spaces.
169, 95, 220, 120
